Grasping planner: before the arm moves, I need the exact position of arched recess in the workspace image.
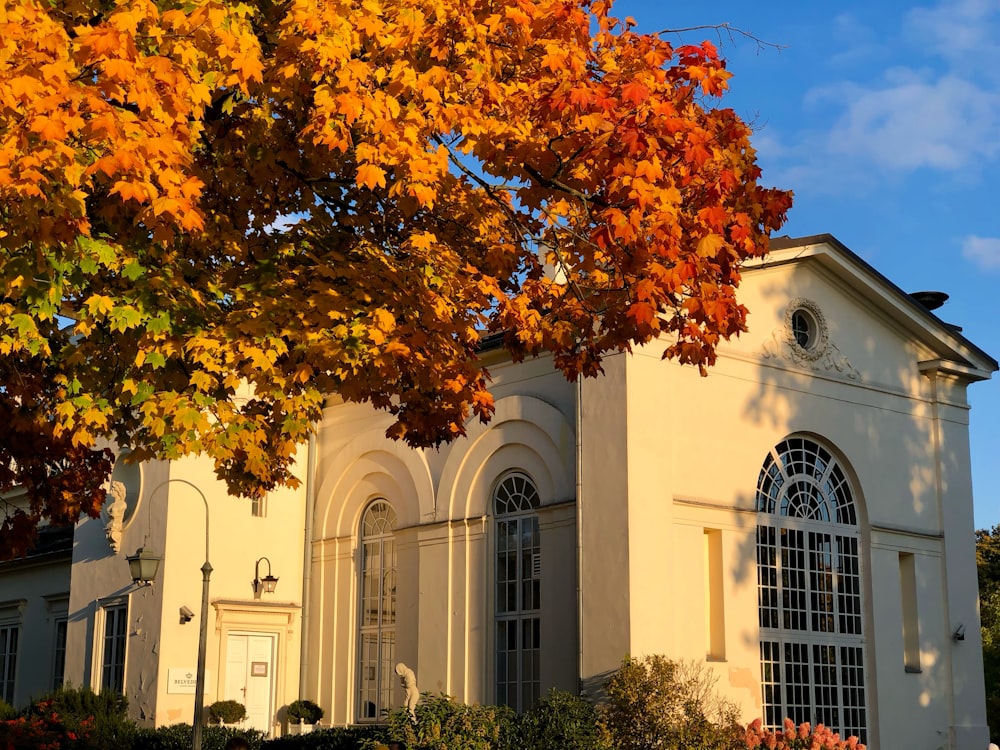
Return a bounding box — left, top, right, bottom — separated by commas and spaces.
755, 433, 870, 744
438, 395, 574, 520
315, 440, 434, 540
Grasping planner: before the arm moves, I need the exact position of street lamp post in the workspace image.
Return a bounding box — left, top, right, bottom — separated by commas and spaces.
126, 479, 211, 750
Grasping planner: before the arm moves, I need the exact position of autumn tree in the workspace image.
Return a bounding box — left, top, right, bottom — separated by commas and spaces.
0, 0, 792, 554
978, 526, 1000, 742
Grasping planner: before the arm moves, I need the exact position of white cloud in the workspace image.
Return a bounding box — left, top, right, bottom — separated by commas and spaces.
962, 235, 1000, 270
905, 0, 1000, 67
811, 71, 1000, 171
757, 0, 1000, 190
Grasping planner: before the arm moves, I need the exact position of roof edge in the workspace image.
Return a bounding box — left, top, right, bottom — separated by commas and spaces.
761, 234, 998, 373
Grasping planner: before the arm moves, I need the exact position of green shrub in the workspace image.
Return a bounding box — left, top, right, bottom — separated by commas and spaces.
286, 700, 324, 725
519, 689, 609, 750
210, 700, 248, 724
383, 693, 518, 750
131, 723, 266, 750
263, 725, 388, 749
0, 698, 16, 720
601, 655, 743, 750
26, 685, 136, 750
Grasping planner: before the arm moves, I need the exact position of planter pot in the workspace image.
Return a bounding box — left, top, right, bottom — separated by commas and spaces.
288, 722, 314, 735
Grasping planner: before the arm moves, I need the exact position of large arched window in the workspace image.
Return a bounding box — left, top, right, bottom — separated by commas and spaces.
494, 472, 541, 712
357, 500, 397, 721
756, 437, 867, 743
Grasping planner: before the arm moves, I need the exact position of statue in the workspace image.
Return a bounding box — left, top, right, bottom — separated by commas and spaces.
103, 480, 127, 553
395, 662, 419, 719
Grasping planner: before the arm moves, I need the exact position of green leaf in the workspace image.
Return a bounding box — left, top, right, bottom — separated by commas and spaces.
10, 313, 37, 337
146, 352, 167, 369
147, 312, 171, 334
122, 261, 144, 281
109, 305, 143, 332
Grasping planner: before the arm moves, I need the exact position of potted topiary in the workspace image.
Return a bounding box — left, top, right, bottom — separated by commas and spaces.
209, 700, 247, 726
286, 699, 324, 735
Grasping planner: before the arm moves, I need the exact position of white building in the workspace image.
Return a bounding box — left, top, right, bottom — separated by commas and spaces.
0, 234, 995, 749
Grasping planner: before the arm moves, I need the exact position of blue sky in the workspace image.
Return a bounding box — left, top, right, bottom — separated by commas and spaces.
611, 0, 1000, 527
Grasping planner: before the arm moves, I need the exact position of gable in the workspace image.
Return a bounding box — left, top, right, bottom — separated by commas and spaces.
731, 235, 997, 396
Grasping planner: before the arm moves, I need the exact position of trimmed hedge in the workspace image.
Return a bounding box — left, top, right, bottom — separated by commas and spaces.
262, 725, 388, 749
132, 723, 266, 750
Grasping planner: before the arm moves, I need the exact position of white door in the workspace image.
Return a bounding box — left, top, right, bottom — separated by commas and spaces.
225, 633, 276, 735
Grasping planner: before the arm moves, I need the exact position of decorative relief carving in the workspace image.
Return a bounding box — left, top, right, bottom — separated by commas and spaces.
761, 298, 861, 381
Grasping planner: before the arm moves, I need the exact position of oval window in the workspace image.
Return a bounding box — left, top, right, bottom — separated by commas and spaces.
790, 308, 816, 350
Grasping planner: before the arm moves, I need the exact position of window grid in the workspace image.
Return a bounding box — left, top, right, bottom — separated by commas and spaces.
53, 618, 67, 690
494, 472, 541, 712
756, 437, 867, 744
357, 500, 397, 722
101, 605, 127, 693
0, 624, 18, 704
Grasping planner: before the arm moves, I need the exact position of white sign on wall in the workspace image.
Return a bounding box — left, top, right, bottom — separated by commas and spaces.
167, 668, 211, 694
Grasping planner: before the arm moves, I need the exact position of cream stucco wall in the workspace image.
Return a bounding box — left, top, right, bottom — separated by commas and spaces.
0, 539, 70, 708
1, 236, 991, 750
299, 241, 991, 749
61, 454, 306, 735
306, 360, 578, 723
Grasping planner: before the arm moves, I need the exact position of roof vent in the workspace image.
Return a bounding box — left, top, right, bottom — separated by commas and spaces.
910, 290, 949, 311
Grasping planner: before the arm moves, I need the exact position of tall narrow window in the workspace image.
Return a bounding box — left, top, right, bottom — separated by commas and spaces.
101, 604, 128, 693
899, 552, 920, 672
52, 617, 68, 689
756, 437, 867, 743
0, 624, 18, 704
494, 472, 541, 712
357, 499, 397, 722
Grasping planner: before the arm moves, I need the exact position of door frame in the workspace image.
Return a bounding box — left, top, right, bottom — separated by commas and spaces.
212, 601, 301, 738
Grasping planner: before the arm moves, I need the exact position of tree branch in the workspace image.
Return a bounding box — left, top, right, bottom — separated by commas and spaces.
656, 22, 786, 55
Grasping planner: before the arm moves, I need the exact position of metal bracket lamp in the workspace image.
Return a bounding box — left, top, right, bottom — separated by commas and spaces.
126, 546, 163, 586
253, 556, 279, 595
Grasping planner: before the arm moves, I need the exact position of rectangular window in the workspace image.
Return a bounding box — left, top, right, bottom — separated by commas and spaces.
101, 605, 128, 693
52, 618, 68, 689
495, 514, 540, 711
251, 495, 266, 517
0, 624, 18, 704
899, 552, 920, 672
704, 529, 726, 660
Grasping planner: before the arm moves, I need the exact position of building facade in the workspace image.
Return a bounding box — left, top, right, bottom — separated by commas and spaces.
0, 235, 995, 749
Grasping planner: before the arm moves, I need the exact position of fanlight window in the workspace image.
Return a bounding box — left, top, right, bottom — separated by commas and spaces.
756, 437, 867, 744
494, 472, 541, 712
357, 500, 397, 722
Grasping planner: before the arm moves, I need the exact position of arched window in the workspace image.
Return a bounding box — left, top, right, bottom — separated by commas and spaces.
494, 472, 541, 712
357, 500, 397, 721
756, 437, 867, 743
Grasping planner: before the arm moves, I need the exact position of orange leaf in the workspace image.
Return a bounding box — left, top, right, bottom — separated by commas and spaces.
356, 163, 387, 190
